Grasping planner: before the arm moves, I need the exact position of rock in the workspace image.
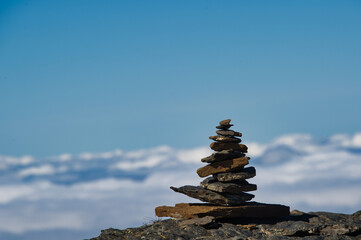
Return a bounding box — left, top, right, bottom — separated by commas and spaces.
201, 176, 251, 186
91, 210, 361, 240
170, 185, 254, 206
178, 216, 216, 228
220, 119, 232, 125
216, 130, 242, 137
216, 125, 233, 130
210, 142, 248, 152
197, 157, 250, 178
214, 167, 256, 182
209, 135, 241, 143
200, 176, 217, 184
155, 202, 290, 219
201, 150, 246, 163
201, 181, 257, 193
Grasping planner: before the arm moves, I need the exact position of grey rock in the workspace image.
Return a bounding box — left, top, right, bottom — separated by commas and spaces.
201, 180, 257, 193
210, 142, 247, 152
216, 124, 233, 130
200, 176, 218, 184
209, 135, 242, 143
91, 210, 361, 240
216, 130, 242, 137
201, 150, 246, 163
214, 167, 256, 182
178, 216, 216, 228
170, 185, 254, 206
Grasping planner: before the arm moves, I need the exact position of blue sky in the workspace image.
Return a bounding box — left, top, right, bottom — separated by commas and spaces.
1, 1, 361, 157
1, 2, 361, 239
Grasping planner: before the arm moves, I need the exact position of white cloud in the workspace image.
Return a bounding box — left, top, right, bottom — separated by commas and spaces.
0, 155, 34, 170
176, 147, 212, 164
78, 149, 123, 161
331, 133, 361, 148
18, 165, 56, 177
1, 132, 361, 239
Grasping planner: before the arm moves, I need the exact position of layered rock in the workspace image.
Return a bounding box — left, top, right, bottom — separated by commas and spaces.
92, 210, 361, 240
170, 186, 254, 206
156, 203, 289, 219
155, 119, 289, 220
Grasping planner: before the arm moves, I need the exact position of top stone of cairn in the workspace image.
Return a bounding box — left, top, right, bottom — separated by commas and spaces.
216, 119, 234, 130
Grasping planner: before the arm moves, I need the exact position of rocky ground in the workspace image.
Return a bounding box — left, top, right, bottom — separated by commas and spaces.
90, 209, 361, 240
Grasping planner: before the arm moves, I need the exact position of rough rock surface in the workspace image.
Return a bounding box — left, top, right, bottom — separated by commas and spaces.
210, 142, 248, 152
214, 167, 256, 182
90, 210, 361, 240
155, 202, 289, 219
216, 129, 242, 137
170, 185, 254, 206
219, 119, 232, 125
196, 157, 249, 177
201, 150, 245, 163
209, 135, 241, 143
201, 180, 257, 193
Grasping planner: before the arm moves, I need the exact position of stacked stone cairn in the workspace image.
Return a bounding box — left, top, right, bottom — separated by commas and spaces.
155, 119, 289, 220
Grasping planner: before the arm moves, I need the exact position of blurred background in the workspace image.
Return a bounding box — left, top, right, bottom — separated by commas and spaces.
1, 1, 361, 239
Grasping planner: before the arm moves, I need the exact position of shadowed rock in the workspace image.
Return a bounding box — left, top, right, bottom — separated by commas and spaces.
210, 142, 248, 152
92, 210, 361, 240
214, 167, 256, 182
155, 202, 290, 219
216, 130, 242, 137
201, 180, 257, 193
216, 119, 234, 130
197, 157, 249, 177
201, 150, 246, 163
170, 185, 254, 206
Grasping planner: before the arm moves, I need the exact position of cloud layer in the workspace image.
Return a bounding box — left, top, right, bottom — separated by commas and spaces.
0, 133, 361, 239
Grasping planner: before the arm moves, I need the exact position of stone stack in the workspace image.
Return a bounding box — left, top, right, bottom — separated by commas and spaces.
155, 119, 289, 220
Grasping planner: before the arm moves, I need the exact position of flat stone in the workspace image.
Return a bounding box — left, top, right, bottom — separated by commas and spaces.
170, 185, 254, 206
200, 181, 257, 193
220, 119, 232, 125
201, 150, 246, 163
216, 130, 242, 137
209, 135, 241, 143
155, 202, 290, 219
210, 142, 248, 152
216, 125, 233, 130
201, 176, 250, 186
214, 167, 256, 182
197, 157, 249, 177
200, 176, 217, 184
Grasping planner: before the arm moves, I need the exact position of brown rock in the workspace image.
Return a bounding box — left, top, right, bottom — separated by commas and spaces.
210, 142, 248, 152
209, 135, 241, 143
201, 150, 246, 163
170, 185, 254, 206
214, 167, 256, 182
200, 181, 257, 193
220, 119, 232, 125
197, 157, 249, 177
155, 202, 290, 219
216, 130, 242, 137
